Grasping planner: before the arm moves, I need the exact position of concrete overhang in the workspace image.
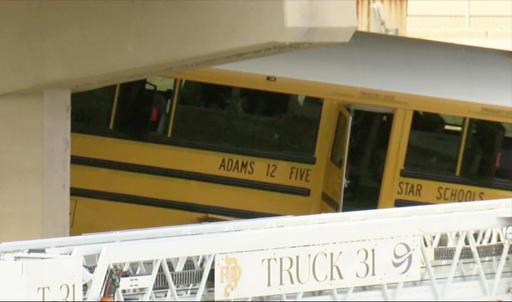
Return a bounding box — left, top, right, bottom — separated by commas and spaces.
0, 0, 356, 96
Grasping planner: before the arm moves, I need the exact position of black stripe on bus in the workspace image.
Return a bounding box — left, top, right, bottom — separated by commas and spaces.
72, 127, 316, 164
394, 199, 434, 207
401, 169, 512, 192
71, 156, 311, 197
321, 191, 339, 210
71, 187, 276, 219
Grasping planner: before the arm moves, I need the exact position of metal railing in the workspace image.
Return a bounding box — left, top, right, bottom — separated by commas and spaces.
1, 199, 511, 301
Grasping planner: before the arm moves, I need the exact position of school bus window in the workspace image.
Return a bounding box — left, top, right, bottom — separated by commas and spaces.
71, 85, 116, 132
172, 80, 322, 157
461, 119, 512, 182
113, 79, 174, 138
405, 112, 463, 174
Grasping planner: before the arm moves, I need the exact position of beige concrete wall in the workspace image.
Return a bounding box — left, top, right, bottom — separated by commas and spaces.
0, 93, 44, 241
0, 91, 69, 241
0, 1, 356, 95
407, 0, 512, 50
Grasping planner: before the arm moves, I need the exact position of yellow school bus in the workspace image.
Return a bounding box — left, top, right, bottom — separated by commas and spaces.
70, 32, 512, 234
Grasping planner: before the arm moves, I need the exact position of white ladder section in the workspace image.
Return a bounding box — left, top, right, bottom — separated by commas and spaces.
0, 199, 511, 301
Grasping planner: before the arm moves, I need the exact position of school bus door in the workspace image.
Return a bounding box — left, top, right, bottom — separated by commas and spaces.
322, 106, 352, 211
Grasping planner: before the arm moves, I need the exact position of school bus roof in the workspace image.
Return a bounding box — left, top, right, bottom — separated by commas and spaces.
216, 31, 512, 109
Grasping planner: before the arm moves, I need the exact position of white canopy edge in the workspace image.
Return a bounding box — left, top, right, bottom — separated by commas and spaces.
218, 31, 512, 108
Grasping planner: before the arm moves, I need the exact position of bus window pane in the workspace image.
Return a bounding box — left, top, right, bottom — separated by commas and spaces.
172, 80, 322, 157
71, 85, 115, 131
405, 112, 463, 174
114, 79, 174, 138
461, 120, 512, 182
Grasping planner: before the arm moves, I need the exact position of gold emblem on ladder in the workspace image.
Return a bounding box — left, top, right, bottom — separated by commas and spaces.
220, 256, 242, 298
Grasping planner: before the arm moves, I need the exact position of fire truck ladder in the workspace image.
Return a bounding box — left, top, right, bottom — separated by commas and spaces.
0, 199, 511, 301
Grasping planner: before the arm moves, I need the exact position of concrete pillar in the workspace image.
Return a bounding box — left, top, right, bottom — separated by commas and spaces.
0, 90, 70, 241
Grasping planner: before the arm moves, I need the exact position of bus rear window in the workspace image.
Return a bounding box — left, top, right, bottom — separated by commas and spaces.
172, 80, 322, 157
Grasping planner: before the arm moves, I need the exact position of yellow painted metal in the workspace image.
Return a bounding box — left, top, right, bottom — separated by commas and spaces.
395, 176, 511, 205
70, 161, 313, 234
70, 196, 207, 235
456, 118, 470, 176
377, 109, 412, 209
313, 99, 342, 211
72, 134, 317, 189
108, 84, 120, 130
71, 164, 312, 214
167, 79, 181, 137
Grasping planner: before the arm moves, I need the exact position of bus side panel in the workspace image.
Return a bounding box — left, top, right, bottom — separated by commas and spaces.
378, 109, 413, 209
309, 100, 340, 213
394, 176, 511, 206
70, 196, 210, 235
70, 165, 313, 235
71, 164, 313, 213
72, 134, 317, 192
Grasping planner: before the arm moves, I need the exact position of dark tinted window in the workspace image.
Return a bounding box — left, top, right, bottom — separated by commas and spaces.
405, 112, 463, 174
172, 80, 322, 157
461, 119, 512, 182
71, 85, 116, 131
114, 79, 174, 138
